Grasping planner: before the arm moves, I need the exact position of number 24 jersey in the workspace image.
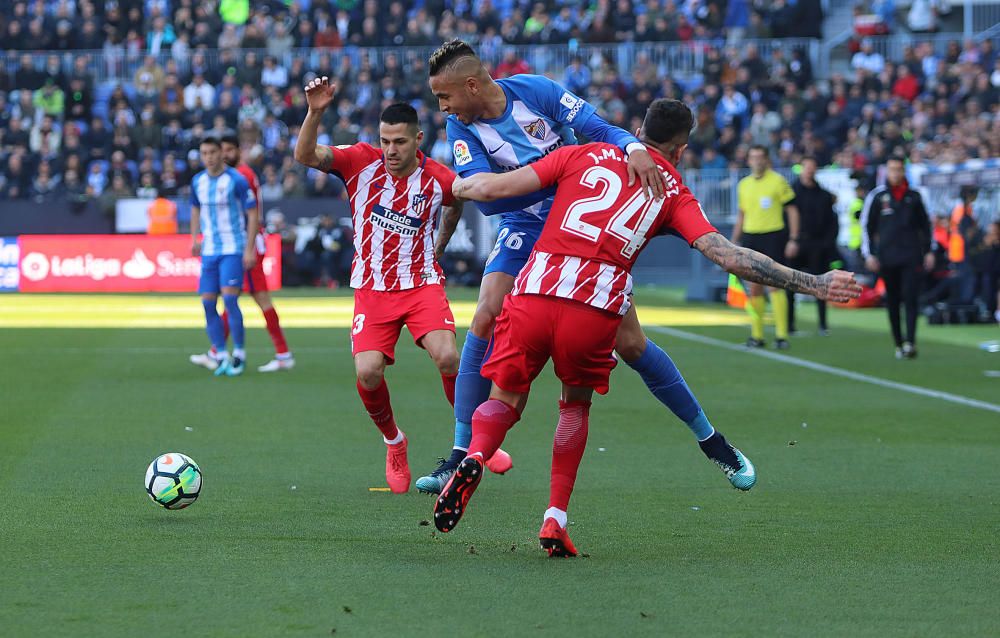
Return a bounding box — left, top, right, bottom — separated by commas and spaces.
514, 143, 717, 315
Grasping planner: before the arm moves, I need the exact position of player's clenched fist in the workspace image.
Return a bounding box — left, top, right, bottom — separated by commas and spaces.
304, 75, 337, 112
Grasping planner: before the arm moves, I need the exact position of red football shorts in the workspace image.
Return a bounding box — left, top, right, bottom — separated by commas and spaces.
243, 253, 268, 293
482, 294, 621, 395
351, 283, 456, 362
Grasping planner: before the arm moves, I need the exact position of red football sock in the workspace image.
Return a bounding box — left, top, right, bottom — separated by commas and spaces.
441, 373, 457, 407
221, 310, 230, 342
263, 307, 289, 355
468, 399, 520, 461
356, 379, 399, 441
549, 400, 591, 512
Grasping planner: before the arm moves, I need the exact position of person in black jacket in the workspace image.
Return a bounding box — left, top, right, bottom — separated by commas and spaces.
788, 157, 839, 335
861, 156, 934, 359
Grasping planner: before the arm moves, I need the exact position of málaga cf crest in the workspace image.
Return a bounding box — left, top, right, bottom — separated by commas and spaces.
523, 118, 546, 141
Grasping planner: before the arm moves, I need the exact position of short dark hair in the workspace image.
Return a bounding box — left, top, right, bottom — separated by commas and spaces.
801, 155, 818, 165
886, 155, 905, 165
200, 136, 221, 148
749, 144, 769, 156
220, 131, 239, 146
641, 99, 693, 145
380, 103, 419, 129
429, 39, 479, 76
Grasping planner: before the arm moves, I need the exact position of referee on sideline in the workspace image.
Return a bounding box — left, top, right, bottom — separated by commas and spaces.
861, 155, 934, 359
732, 145, 800, 349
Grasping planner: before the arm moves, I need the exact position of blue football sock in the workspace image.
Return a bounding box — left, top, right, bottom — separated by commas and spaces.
626, 338, 715, 440
452, 333, 492, 450
222, 294, 244, 350
202, 298, 226, 352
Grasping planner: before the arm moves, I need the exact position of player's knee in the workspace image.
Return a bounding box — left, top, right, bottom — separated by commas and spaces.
356, 364, 384, 390
470, 303, 500, 337
433, 348, 459, 375
614, 330, 647, 362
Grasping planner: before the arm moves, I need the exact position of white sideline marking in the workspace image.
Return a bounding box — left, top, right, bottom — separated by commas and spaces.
2, 346, 350, 354
647, 325, 1000, 415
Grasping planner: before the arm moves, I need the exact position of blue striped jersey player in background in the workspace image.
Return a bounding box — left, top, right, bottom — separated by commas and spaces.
190, 136, 260, 377
416, 40, 756, 493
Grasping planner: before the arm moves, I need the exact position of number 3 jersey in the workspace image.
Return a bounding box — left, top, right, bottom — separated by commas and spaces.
325, 143, 457, 291
515, 143, 717, 315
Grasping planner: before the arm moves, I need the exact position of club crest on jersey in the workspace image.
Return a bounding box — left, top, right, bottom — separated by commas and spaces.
523, 118, 546, 141
411, 193, 428, 215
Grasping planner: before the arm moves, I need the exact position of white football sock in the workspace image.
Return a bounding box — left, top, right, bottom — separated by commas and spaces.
544, 507, 568, 529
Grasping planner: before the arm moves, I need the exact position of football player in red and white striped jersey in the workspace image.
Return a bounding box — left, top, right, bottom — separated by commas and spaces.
295, 77, 473, 494
434, 99, 861, 554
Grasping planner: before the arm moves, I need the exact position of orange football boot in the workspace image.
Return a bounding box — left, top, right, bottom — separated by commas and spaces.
539, 518, 578, 558
485, 448, 513, 474
385, 437, 411, 494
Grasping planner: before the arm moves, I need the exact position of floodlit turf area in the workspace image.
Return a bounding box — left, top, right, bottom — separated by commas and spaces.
2, 288, 998, 637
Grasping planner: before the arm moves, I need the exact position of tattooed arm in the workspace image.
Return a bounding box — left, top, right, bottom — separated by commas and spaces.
693, 232, 862, 302
435, 201, 463, 260
293, 109, 334, 171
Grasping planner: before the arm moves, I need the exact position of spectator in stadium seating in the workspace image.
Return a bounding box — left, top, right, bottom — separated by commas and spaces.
892, 65, 921, 102
29, 161, 62, 202
3, 152, 30, 199
183, 73, 215, 111
260, 165, 283, 202
261, 56, 289, 91
495, 49, 530, 78
4, 116, 29, 153
136, 172, 159, 199
97, 173, 134, 229
29, 115, 60, 158
134, 56, 165, 105
33, 79, 65, 119
853, 39, 886, 74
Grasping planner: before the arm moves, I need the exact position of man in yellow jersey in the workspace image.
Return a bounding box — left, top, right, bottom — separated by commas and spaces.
732, 145, 800, 349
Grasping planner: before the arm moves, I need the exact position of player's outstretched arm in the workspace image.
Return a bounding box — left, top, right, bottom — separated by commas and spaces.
294, 75, 338, 172
435, 201, 463, 259
693, 232, 862, 303
453, 167, 542, 202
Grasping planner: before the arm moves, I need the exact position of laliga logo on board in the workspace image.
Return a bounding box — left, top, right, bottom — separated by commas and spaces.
20, 249, 159, 282
123, 250, 156, 279
20, 252, 50, 281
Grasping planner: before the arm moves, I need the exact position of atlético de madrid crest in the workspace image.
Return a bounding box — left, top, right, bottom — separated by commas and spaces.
523, 118, 546, 141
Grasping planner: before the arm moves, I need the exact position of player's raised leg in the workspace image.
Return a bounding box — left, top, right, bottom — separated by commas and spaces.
355, 349, 410, 493
434, 386, 525, 533
416, 271, 514, 493
252, 290, 295, 372
615, 305, 756, 490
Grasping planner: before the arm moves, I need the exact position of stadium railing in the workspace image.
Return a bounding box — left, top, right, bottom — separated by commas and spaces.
817, 29, 999, 76
0, 38, 822, 87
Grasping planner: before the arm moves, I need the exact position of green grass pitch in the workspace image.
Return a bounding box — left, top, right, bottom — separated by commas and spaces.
1, 289, 998, 636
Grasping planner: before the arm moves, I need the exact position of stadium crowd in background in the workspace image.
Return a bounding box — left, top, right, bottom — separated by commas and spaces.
0, 0, 996, 204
